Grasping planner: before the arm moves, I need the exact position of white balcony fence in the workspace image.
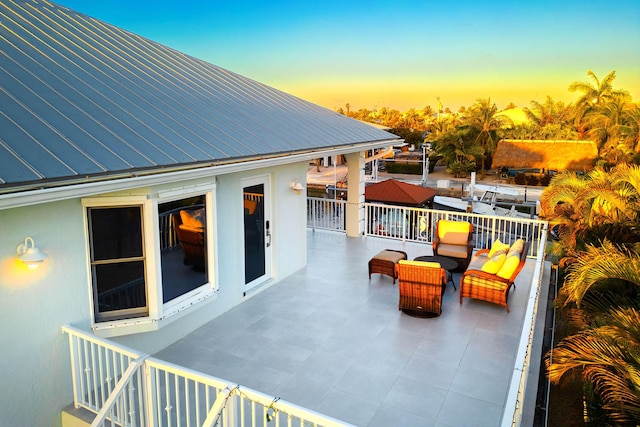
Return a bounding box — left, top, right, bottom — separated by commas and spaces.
307, 197, 346, 232
307, 199, 547, 259
62, 325, 355, 427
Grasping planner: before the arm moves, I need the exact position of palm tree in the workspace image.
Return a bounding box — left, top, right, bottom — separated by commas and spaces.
540, 163, 640, 266
463, 98, 511, 176
547, 305, 640, 424
524, 96, 572, 130
569, 70, 626, 110
586, 94, 640, 163
560, 240, 640, 307
569, 70, 629, 140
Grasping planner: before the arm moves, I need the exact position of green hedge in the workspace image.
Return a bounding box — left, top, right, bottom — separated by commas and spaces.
385, 162, 423, 175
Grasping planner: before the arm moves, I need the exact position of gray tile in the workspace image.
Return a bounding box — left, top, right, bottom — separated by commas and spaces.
318, 389, 381, 427
449, 365, 510, 406
294, 350, 353, 386
437, 391, 503, 426
273, 375, 332, 410
335, 365, 399, 404
151, 230, 548, 426
383, 376, 447, 420
368, 403, 435, 427
400, 354, 458, 390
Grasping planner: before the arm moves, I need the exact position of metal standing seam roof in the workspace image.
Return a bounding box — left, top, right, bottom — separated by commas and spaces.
0, 0, 400, 192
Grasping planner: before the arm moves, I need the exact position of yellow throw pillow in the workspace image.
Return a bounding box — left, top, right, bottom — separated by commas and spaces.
497, 255, 521, 279
488, 239, 510, 258
398, 260, 441, 268
481, 254, 506, 274
180, 210, 203, 229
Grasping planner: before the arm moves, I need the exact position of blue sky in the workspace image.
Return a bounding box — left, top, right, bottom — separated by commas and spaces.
55, 0, 640, 111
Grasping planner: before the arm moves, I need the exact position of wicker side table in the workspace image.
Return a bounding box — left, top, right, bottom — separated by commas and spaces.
368, 249, 408, 284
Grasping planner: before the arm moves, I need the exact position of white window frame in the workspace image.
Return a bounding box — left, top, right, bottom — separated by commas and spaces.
82, 184, 218, 336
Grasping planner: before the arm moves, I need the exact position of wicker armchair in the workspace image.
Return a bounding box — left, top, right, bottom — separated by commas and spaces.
395, 260, 447, 317
460, 241, 530, 312
432, 220, 474, 271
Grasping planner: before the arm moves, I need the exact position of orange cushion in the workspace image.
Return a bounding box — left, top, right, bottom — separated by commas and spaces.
481, 254, 506, 274
180, 210, 203, 229
438, 221, 471, 245
497, 255, 521, 279
244, 199, 257, 215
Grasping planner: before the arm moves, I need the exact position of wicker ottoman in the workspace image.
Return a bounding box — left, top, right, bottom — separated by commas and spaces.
368, 249, 408, 284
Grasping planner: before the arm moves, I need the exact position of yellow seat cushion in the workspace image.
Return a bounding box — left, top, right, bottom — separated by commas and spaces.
438, 220, 471, 245
497, 255, 521, 279
481, 254, 506, 274
398, 260, 441, 268
488, 239, 510, 258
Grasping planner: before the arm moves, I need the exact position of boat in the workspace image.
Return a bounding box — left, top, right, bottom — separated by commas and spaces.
434, 183, 539, 219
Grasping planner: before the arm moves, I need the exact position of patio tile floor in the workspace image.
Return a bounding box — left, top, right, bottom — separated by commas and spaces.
155, 229, 549, 426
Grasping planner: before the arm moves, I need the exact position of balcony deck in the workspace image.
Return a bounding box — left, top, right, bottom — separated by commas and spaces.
155, 229, 551, 427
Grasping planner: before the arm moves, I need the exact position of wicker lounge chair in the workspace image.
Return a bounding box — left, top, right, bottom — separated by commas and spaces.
460, 240, 530, 312
395, 260, 447, 317
432, 220, 474, 271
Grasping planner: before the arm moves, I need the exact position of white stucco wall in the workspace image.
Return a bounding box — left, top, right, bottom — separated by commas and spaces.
0, 198, 90, 427
0, 161, 309, 427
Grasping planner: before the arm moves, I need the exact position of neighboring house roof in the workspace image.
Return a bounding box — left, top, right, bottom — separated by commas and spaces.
491, 139, 598, 171
0, 0, 400, 194
365, 179, 437, 206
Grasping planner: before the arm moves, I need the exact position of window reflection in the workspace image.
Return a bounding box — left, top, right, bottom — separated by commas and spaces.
159, 196, 208, 303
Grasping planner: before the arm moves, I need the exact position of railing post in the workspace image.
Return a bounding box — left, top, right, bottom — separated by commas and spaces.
67, 332, 80, 409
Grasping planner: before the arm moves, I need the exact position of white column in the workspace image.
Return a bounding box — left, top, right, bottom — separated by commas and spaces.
344, 151, 365, 237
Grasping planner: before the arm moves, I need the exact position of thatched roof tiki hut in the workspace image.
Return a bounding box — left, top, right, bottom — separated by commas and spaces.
492, 139, 598, 172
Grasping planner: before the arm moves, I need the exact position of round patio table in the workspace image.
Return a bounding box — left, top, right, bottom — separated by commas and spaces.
413, 255, 457, 291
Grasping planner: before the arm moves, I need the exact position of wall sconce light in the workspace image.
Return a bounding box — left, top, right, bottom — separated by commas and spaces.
290, 180, 305, 195
16, 237, 48, 269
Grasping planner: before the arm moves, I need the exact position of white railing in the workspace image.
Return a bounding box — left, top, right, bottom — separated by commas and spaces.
62, 325, 355, 427
307, 197, 346, 232
363, 202, 546, 255
501, 226, 548, 426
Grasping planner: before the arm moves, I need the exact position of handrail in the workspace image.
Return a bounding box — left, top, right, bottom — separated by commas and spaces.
500, 224, 548, 426
63, 325, 355, 427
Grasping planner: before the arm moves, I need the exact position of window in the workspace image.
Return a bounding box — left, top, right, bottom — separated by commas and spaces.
158, 196, 208, 304
88, 205, 148, 322
84, 187, 216, 331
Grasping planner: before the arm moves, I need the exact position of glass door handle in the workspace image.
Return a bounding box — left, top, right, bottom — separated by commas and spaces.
266, 220, 271, 247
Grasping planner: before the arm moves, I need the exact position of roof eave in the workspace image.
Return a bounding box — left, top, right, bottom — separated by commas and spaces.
0, 138, 402, 210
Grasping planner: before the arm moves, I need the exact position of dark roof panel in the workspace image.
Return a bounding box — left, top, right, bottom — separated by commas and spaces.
0, 0, 400, 190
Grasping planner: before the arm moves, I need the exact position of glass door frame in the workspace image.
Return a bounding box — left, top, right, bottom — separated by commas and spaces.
242, 174, 272, 292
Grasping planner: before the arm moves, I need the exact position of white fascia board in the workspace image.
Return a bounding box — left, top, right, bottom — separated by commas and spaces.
0, 139, 401, 210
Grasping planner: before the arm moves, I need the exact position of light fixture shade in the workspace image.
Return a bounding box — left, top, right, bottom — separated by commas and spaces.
17, 237, 48, 268
290, 181, 305, 194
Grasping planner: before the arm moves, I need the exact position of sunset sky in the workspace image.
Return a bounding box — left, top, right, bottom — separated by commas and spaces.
56, 0, 640, 112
